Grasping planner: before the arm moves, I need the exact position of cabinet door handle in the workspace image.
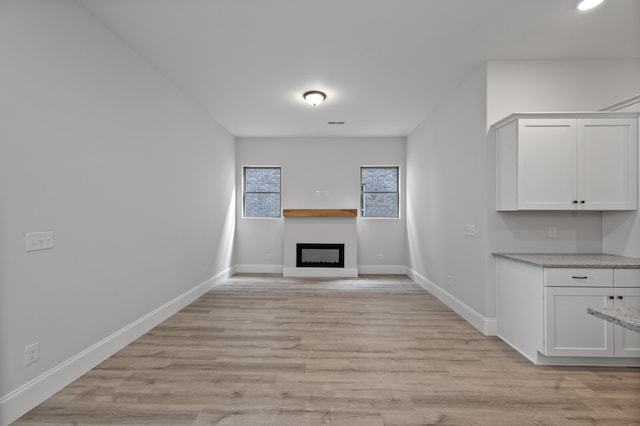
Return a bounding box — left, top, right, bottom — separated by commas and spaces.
572, 200, 578, 204
617, 296, 623, 300
580, 200, 586, 204
608, 295, 614, 300
571, 276, 588, 279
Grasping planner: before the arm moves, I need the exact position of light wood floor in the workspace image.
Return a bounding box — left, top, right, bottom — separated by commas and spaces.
15, 275, 640, 425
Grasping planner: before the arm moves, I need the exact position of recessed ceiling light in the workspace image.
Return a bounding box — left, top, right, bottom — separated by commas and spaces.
576, 0, 605, 11
303, 91, 326, 106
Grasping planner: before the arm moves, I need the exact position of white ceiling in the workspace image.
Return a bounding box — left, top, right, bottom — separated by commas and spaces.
77, 0, 640, 138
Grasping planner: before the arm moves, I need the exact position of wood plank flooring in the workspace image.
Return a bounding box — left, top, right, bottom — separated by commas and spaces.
14, 275, 640, 425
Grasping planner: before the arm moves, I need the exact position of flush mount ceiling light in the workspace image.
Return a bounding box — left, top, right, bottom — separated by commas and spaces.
576, 0, 605, 11
303, 90, 326, 106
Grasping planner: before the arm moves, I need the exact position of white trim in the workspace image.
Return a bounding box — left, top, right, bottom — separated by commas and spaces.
358, 265, 407, 275
494, 335, 640, 366
233, 264, 408, 276
235, 264, 283, 274
0, 267, 234, 426
282, 267, 359, 278
484, 317, 498, 336
241, 165, 282, 219
498, 333, 539, 364
491, 111, 639, 129
534, 353, 640, 367
406, 267, 497, 336
599, 94, 640, 111
360, 165, 401, 219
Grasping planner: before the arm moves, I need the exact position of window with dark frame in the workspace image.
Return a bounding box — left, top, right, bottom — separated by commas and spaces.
243, 167, 281, 218
361, 166, 399, 218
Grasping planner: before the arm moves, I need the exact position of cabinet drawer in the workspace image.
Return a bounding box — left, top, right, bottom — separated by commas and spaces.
544, 268, 613, 287
614, 269, 640, 288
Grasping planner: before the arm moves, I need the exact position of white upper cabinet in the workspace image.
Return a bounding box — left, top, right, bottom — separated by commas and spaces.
517, 119, 577, 210
495, 113, 638, 211
578, 119, 637, 210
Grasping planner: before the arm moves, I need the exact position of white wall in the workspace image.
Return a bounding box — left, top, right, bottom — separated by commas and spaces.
486, 60, 640, 127
406, 65, 490, 328
406, 60, 640, 332
235, 137, 406, 273
0, 1, 236, 422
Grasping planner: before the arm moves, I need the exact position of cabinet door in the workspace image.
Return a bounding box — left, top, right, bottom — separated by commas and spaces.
577, 118, 638, 210
517, 119, 577, 210
544, 287, 614, 357
613, 288, 640, 358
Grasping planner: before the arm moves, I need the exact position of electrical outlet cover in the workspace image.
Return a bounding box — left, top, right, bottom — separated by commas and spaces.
25, 342, 39, 366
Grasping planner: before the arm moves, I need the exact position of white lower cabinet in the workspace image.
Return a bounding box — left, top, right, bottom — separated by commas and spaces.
544, 287, 614, 357
544, 278, 640, 358
496, 257, 640, 365
614, 287, 640, 358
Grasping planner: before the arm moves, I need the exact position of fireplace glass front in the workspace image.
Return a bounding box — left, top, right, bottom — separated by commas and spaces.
296, 243, 345, 268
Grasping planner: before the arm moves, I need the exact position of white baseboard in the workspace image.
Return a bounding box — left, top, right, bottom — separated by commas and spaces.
0, 267, 234, 426
535, 353, 640, 367
483, 317, 498, 336
235, 264, 283, 274
497, 333, 539, 365
282, 267, 359, 278
358, 265, 407, 275
235, 264, 407, 276
406, 267, 497, 336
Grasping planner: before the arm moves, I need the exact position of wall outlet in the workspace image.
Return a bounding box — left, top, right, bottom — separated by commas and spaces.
548, 227, 557, 239
26, 231, 54, 252
25, 342, 39, 366
315, 190, 321, 197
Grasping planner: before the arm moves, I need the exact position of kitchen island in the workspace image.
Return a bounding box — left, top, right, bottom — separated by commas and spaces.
587, 307, 640, 333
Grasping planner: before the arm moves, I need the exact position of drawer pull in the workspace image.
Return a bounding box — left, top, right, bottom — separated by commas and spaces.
571, 276, 588, 279
617, 296, 623, 300
608, 295, 614, 300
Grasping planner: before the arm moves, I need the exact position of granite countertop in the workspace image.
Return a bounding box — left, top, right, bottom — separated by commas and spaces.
587, 307, 640, 333
493, 253, 640, 268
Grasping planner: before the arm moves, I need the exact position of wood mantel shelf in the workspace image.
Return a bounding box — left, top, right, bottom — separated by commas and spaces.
283, 209, 358, 217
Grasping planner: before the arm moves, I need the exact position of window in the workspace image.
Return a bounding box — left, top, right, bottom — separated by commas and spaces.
361, 166, 399, 218
243, 167, 281, 218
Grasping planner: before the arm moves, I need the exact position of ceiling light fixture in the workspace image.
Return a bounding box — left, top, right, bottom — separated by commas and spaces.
303, 91, 326, 106
576, 0, 605, 11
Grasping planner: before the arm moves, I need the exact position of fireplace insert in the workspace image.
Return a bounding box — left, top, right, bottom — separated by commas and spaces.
296, 243, 345, 268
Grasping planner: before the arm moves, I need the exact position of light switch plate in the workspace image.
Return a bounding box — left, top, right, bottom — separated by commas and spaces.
465, 224, 476, 236
26, 231, 54, 252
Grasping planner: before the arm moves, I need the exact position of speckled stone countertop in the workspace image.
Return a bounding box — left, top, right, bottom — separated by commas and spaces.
587, 307, 640, 333
493, 253, 640, 268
